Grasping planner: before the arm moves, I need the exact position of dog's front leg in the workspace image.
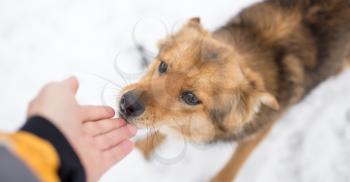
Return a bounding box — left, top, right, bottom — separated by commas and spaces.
210, 127, 272, 182
135, 131, 166, 160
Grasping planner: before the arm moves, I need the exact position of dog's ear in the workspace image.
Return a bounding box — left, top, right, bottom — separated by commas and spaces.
187, 17, 201, 26
242, 68, 279, 111
185, 17, 203, 30
258, 92, 280, 110
157, 17, 203, 49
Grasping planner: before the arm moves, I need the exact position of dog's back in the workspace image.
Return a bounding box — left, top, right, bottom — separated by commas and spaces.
213, 0, 350, 139
273, 0, 350, 87
216, 0, 350, 101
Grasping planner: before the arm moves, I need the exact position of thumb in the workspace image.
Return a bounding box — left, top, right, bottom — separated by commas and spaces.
62, 76, 79, 94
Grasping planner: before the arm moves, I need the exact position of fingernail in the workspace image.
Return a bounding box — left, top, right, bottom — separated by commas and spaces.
106, 107, 115, 115
127, 124, 137, 135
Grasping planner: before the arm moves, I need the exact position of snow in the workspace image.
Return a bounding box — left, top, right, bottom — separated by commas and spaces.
0, 0, 349, 182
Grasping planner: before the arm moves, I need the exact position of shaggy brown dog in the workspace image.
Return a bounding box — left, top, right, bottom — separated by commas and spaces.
118, 0, 350, 181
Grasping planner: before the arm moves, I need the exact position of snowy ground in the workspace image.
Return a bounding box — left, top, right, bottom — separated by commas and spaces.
0, 0, 350, 182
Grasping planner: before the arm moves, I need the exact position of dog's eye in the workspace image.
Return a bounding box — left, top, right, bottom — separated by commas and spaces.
158, 61, 168, 74
181, 91, 201, 105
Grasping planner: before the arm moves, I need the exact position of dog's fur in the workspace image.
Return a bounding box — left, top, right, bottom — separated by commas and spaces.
120, 0, 350, 181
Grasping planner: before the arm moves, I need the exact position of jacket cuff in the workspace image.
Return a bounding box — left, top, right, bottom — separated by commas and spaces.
20, 116, 86, 182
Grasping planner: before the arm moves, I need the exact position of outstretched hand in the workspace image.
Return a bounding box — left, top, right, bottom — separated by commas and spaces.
27, 76, 137, 182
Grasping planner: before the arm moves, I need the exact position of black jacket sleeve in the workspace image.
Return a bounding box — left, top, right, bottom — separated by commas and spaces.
20, 116, 86, 182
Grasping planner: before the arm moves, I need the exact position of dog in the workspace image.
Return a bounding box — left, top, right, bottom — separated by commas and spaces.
118, 0, 350, 181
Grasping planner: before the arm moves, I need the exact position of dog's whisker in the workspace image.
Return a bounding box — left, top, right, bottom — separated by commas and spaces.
152, 125, 159, 146
113, 52, 133, 85
150, 126, 156, 148
116, 69, 130, 85
146, 125, 150, 149
87, 73, 124, 89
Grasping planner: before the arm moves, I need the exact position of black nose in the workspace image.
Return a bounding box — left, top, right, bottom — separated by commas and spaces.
119, 91, 145, 119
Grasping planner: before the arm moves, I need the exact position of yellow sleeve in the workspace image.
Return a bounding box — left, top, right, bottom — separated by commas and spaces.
0, 131, 60, 182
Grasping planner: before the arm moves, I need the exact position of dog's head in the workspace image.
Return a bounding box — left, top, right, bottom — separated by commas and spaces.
118, 18, 279, 142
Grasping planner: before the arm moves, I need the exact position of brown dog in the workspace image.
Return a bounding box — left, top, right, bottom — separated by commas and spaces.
118, 0, 350, 181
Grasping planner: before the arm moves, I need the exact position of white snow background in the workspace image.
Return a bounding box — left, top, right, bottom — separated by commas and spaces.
0, 0, 350, 182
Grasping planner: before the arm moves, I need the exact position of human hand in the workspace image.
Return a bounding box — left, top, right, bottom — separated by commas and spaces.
27, 76, 137, 182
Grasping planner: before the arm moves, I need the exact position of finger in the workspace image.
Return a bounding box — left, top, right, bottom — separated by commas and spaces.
94, 124, 137, 151
62, 76, 79, 94
83, 118, 126, 136
102, 140, 134, 168
80, 105, 115, 121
